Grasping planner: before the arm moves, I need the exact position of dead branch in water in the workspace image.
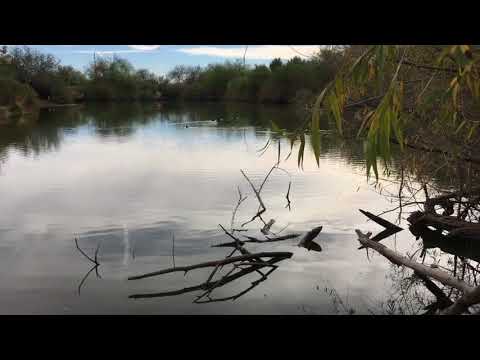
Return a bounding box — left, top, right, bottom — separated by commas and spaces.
77, 266, 98, 296
355, 229, 480, 314
297, 226, 323, 252
409, 211, 480, 234
440, 285, 480, 315
129, 251, 292, 301
261, 219, 275, 235
285, 181, 292, 211
211, 233, 301, 248
240, 163, 292, 228
129, 159, 299, 303
128, 252, 291, 280
171, 232, 176, 268
74, 237, 102, 295
357, 209, 403, 250
75, 237, 99, 266
360, 209, 403, 232
219, 224, 249, 255
355, 230, 473, 293
240, 169, 267, 227
413, 271, 454, 311
231, 186, 248, 231
195, 264, 280, 303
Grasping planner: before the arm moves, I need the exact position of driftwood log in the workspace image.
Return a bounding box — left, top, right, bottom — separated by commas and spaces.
356, 229, 480, 315
408, 211, 480, 234
356, 230, 473, 293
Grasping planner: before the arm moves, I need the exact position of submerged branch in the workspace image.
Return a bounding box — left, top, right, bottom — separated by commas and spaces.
355, 229, 473, 294
128, 252, 291, 280
211, 233, 301, 248
129, 252, 292, 300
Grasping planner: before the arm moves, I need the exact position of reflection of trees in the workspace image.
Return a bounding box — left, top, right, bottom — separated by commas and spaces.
0, 112, 62, 158
160, 101, 308, 131
0, 104, 164, 164
82, 103, 160, 137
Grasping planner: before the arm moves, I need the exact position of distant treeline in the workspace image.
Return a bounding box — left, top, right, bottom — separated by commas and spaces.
0, 45, 344, 120
161, 51, 341, 104
0, 46, 163, 107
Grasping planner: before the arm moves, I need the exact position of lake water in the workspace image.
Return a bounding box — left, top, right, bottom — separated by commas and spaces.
0, 102, 423, 314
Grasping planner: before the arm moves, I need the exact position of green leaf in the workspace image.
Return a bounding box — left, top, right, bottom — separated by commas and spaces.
327, 92, 343, 136
455, 119, 467, 134
376, 45, 385, 92
297, 133, 305, 169
392, 114, 405, 151
365, 139, 379, 181
310, 114, 321, 166
467, 123, 478, 140
271, 120, 284, 135
356, 110, 374, 138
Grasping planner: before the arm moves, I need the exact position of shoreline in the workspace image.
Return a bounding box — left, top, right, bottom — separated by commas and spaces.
38, 100, 82, 109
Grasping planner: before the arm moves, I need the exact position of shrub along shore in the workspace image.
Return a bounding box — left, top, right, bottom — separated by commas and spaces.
0, 45, 342, 122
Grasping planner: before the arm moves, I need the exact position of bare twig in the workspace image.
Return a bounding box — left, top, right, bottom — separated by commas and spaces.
74, 237, 98, 265
129, 252, 292, 300
74, 237, 102, 295
240, 169, 267, 227
231, 186, 248, 231
285, 181, 292, 211
77, 266, 97, 295
211, 233, 300, 248
128, 252, 291, 281
172, 232, 176, 268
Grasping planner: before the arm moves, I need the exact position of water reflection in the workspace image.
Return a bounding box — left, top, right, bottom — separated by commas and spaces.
1, 102, 473, 314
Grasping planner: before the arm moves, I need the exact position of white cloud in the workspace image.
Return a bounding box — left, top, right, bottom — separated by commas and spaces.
70, 46, 161, 56
72, 49, 160, 56
128, 45, 161, 51
177, 45, 323, 60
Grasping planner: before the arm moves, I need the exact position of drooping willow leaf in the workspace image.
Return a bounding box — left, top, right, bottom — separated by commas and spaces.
297, 133, 305, 169
310, 114, 321, 166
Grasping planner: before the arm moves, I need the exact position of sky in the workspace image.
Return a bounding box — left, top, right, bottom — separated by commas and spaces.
5, 45, 323, 76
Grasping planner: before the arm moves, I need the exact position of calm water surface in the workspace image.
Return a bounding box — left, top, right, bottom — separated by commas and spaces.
0, 103, 418, 314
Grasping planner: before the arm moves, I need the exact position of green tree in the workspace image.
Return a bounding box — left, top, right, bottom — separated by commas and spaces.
309, 45, 480, 178
269, 58, 283, 72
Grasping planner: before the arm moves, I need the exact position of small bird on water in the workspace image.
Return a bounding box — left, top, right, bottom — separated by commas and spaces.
298, 226, 323, 252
